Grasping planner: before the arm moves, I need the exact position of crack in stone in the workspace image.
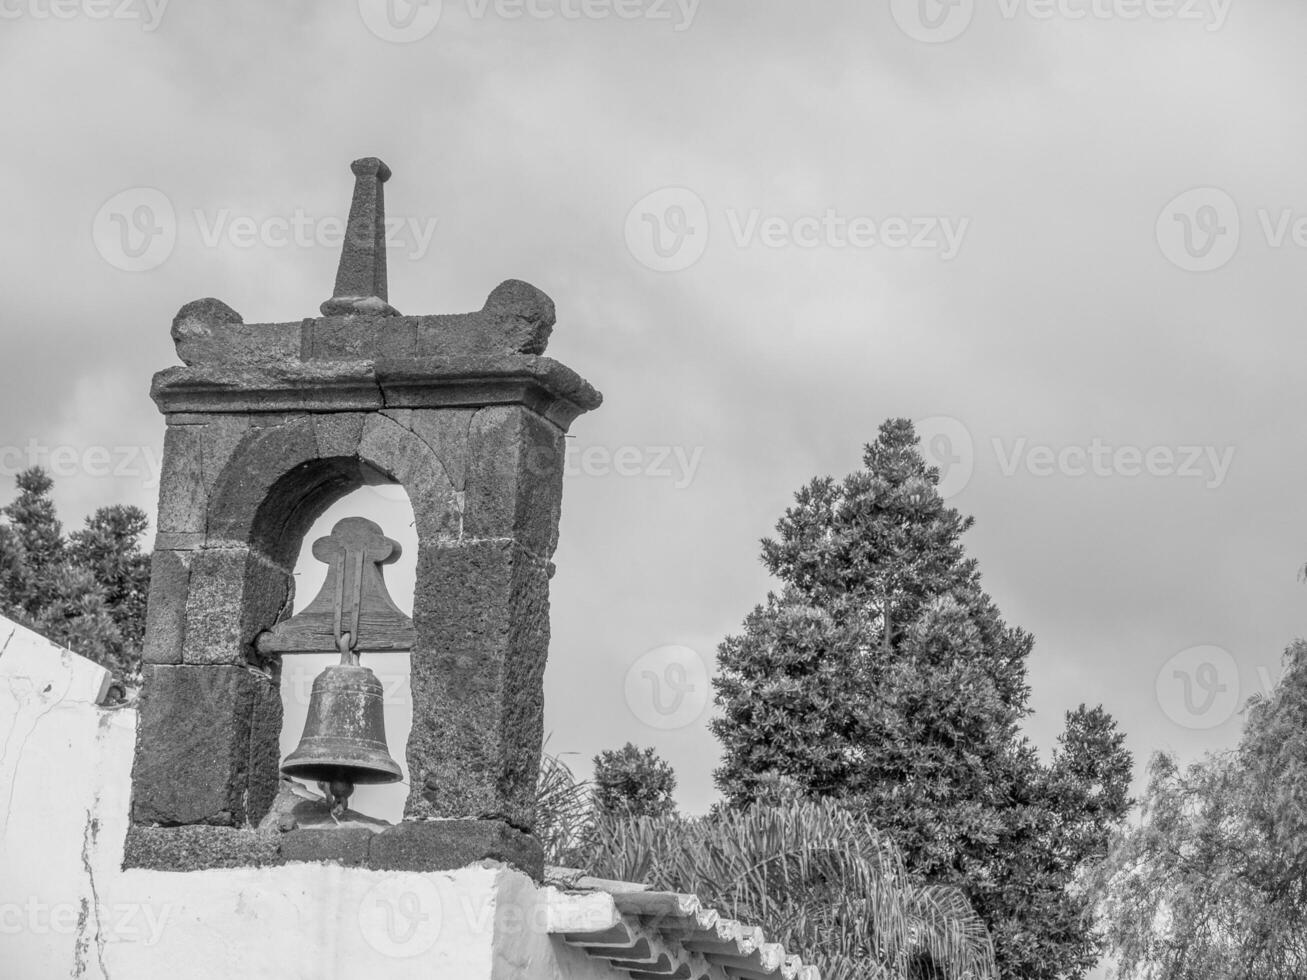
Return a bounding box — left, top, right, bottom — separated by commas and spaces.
0, 665, 70, 838
75, 809, 109, 979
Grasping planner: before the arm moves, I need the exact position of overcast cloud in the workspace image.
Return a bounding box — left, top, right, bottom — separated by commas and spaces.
4, 12, 1306, 955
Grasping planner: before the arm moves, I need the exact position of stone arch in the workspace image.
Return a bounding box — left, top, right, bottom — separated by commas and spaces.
206, 413, 459, 573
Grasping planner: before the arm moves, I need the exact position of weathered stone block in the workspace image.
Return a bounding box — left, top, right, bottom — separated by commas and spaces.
141, 550, 192, 665
204, 415, 320, 549
307, 316, 380, 359
464, 405, 565, 556
312, 412, 367, 459
359, 414, 459, 538
413, 282, 554, 357
151, 361, 385, 416
121, 822, 542, 875
197, 412, 252, 485
279, 828, 373, 867
368, 820, 544, 879
155, 424, 207, 535
183, 548, 293, 665
480, 279, 555, 355
376, 318, 418, 359
152, 531, 205, 552
171, 298, 300, 367
248, 668, 284, 822
407, 541, 550, 828
131, 665, 280, 827
408, 408, 474, 492
123, 825, 282, 871
415, 312, 481, 357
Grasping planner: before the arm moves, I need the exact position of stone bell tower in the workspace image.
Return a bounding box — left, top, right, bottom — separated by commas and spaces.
127, 158, 601, 876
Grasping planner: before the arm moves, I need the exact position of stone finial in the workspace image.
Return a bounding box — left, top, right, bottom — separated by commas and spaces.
170, 298, 245, 366
321, 157, 400, 318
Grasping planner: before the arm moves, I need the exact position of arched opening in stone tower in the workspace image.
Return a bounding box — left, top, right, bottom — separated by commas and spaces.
279, 478, 417, 825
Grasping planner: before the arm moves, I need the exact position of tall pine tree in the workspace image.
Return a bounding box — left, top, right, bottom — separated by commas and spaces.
0, 468, 150, 683
712, 419, 1132, 979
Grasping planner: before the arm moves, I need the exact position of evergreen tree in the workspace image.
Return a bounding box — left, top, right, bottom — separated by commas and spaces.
0, 468, 150, 683
69, 504, 151, 651
0, 523, 29, 621
593, 743, 677, 819
29, 563, 124, 676
712, 419, 1133, 978
4, 467, 65, 614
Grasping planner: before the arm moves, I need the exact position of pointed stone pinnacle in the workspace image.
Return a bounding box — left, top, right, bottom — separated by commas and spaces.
321, 157, 400, 317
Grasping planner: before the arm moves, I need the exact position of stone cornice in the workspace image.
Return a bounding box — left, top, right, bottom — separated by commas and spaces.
150, 354, 603, 430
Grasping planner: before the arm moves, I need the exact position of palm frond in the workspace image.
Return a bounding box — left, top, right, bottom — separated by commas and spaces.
580, 797, 997, 980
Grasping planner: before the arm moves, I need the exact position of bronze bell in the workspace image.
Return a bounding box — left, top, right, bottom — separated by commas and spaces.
282, 661, 403, 812
265, 517, 415, 817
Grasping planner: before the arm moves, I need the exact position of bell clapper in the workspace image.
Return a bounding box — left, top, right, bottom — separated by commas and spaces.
319, 777, 355, 822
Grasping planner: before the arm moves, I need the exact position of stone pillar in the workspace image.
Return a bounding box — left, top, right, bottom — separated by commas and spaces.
127, 159, 601, 877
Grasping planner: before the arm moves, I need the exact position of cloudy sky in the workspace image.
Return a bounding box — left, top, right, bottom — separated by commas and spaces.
3, 0, 1306, 893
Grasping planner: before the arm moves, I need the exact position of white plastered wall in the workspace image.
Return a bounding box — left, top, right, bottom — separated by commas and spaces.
0, 615, 616, 980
